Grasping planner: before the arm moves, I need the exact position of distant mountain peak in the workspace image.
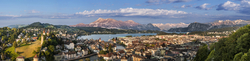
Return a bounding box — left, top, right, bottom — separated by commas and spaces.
70, 18, 160, 31
97, 17, 104, 20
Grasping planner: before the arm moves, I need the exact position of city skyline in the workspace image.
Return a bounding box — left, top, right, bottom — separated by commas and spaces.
1, 0, 250, 26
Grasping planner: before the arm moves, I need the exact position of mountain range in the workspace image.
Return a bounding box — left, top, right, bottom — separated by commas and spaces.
7, 18, 250, 32
168, 19, 250, 32
70, 18, 161, 31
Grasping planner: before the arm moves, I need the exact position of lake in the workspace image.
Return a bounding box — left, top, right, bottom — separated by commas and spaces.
75, 33, 157, 61
77, 33, 157, 41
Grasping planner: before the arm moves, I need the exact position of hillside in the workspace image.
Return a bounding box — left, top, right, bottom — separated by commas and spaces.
168, 22, 247, 32
207, 26, 240, 32
194, 25, 250, 61
22, 22, 163, 35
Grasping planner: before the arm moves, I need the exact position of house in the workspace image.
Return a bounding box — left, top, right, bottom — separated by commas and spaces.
132, 54, 146, 61
56, 45, 62, 50
16, 56, 25, 61
75, 45, 82, 51
121, 56, 128, 61
16, 39, 21, 42
118, 50, 125, 56
64, 42, 74, 49
82, 48, 88, 56
103, 53, 115, 60
63, 51, 76, 59
32, 37, 38, 41
54, 53, 63, 61
93, 48, 100, 53
33, 54, 39, 61
77, 50, 83, 56
42, 47, 47, 52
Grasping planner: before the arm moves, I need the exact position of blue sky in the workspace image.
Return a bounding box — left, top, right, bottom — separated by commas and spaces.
1, 0, 250, 26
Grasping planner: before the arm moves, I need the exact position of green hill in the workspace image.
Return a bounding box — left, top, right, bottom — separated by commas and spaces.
207, 26, 240, 32
194, 25, 250, 61
22, 22, 163, 35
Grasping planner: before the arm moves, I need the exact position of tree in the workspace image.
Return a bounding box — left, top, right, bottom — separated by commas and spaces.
151, 44, 155, 47
17, 41, 21, 44
240, 53, 248, 61
12, 28, 17, 32
1, 36, 6, 41
205, 50, 215, 61
48, 45, 55, 53
108, 44, 113, 52
236, 33, 250, 52
32, 50, 37, 54
194, 44, 209, 61
37, 47, 41, 52
1, 53, 6, 60
99, 50, 107, 54
13, 41, 17, 48
85, 58, 90, 61
45, 51, 53, 61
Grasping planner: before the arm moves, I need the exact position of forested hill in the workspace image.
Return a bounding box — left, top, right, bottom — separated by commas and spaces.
194, 24, 250, 61
21, 22, 163, 35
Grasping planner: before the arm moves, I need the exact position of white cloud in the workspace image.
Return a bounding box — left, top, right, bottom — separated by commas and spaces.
181, 5, 192, 8
28, 10, 40, 14
75, 8, 188, 17
146, 0, 192, 5
216, 1, 240, 11
196, 3, 212, 10
0, 15, 22, 17
217, 0, 250, 15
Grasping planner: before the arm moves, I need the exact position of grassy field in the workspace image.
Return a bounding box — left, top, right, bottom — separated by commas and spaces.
5, 46, 19, 59
16, 40, 41, 58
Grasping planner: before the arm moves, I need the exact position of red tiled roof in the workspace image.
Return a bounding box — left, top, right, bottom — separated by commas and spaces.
118, 50, 125, 53
17, 56, 24, 58
34, 54, 38, 58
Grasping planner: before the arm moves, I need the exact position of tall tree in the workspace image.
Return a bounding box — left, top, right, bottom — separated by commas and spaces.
48, 45, 55, 53
240, 53, 248, 61
233, 52, 243, 61
13, 41, 17, 48
194, 44, 209, 61
108, 44, 112, 52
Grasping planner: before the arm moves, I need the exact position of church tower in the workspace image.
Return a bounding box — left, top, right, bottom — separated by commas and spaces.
41, 29, 45, 45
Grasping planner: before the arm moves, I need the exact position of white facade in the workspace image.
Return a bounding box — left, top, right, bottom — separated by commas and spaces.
64, 43, 74, 49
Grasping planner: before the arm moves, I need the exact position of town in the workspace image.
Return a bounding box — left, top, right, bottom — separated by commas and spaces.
0, 27, 226, 61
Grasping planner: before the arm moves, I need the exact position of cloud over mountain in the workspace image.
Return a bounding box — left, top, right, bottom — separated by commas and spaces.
217, 1, 240, 11
75, 8, 188, 17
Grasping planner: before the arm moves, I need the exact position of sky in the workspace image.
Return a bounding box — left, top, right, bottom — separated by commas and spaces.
1, 0, 250, 27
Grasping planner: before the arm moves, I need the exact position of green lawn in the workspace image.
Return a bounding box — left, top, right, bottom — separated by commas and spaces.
16, 40, 41, 58
5, 46, 19, 59
19, 43, 31, 47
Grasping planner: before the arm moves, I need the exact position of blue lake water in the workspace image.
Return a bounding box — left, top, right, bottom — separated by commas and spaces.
78, 33, 157, 41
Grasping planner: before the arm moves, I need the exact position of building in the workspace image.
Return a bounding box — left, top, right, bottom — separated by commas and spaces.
132, 54, 146, 61
64, 42, 74, 49
33, 54, 39, 61
16, 56, 25, 61
121, 56, 128, 61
